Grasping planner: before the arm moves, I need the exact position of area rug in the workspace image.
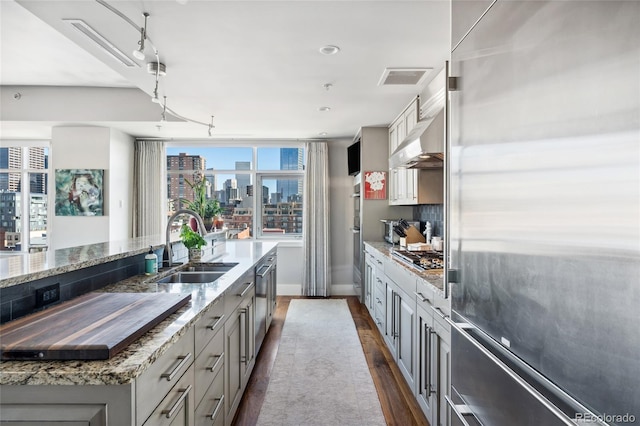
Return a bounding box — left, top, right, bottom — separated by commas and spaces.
256, 298, 386, 426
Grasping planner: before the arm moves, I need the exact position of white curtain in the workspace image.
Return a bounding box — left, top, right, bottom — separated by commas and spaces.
132, 140, 166, 238
302, 142, 332, 296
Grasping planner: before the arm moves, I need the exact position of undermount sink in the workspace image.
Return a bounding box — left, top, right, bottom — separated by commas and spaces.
157, 271, 226, 284
184, 262, 238, 273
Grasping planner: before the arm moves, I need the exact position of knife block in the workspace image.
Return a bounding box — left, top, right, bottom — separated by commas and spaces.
405, 226, 426, 244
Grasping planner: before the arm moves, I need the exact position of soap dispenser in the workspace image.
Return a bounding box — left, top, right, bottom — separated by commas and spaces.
145, 246, 158, 275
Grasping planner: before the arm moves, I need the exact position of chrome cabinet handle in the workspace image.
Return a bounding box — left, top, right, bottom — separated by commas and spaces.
257, 265, 271, 277
414, 291, 430, 303
445, 395, 473, 426
207, 315, 224, 330
208, 395, 225, 421
431, 305, 447, 320
208, 352, 224, 373
429, 328, 437, 395
161, 353, 192, 381
162, 384, 192, 419
238, 282, 254, 297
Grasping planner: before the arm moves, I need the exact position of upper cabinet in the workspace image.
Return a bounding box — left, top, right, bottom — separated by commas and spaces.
388, 97, 444, 206
389, 97, 419, 205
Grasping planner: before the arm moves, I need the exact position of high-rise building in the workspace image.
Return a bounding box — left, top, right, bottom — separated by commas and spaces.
276, 148, 304, 202
0, 147, 44, 192
166, 153, 206, 212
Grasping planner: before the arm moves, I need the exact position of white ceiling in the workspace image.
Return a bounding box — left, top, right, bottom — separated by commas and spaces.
1, 0, 450, 140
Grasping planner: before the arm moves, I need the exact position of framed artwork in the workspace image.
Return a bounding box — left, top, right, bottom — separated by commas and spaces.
363, 171, 386, 200
55, 169, 104, 216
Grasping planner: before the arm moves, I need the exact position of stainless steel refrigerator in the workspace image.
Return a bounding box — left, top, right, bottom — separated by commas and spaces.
448, 1, 639, 425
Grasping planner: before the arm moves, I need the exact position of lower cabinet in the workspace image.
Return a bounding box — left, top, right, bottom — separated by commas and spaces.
224, 273, 256, 425
143, 364, 195, 426
365, 248, 451, 426
0, 404, 107, 425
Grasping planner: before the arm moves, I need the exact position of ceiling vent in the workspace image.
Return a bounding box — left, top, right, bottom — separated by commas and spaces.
378, 67, 432, 86
64, 19, 138, 68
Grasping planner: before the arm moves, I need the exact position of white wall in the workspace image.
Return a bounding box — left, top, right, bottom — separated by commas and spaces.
50, 126, 134, 250
108, 129, 134, 241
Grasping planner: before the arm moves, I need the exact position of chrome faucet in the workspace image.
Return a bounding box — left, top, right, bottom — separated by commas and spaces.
165, 209, 208, 267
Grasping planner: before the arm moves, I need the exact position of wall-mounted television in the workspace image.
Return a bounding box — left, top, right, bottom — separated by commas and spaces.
347, 140, 361, 176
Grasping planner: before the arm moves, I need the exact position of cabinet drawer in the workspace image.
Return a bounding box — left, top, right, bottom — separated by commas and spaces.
194, 366, 225, 426
415, 277, 435, 312
386, 260, 416, 296
195, 327, 224, 407
373, 304, 385, 332
194, 296, 225, 356
142, 364, 195, 426
224, 272, 254, 319
136, 328, 195, 425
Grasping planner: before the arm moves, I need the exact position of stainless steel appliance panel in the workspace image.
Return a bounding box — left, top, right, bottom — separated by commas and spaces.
449, 0, 640, 421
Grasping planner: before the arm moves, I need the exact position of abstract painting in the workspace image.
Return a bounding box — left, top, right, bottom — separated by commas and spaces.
55, 169, 104, 216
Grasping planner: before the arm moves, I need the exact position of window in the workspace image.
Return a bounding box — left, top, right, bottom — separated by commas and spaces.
166, 144, 305, 240
0, 142, 49, 252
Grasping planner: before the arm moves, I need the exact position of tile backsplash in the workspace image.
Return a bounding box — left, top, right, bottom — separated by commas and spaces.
414, 204, 444, 238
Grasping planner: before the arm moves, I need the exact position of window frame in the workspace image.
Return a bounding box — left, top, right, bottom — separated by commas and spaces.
165, 141, 306, 241
0, 140, 50, 252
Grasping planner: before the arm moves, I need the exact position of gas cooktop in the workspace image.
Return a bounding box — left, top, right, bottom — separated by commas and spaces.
392, 250, 444, 271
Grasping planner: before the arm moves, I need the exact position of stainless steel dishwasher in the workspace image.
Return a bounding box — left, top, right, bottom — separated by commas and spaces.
254, 250, 277, 355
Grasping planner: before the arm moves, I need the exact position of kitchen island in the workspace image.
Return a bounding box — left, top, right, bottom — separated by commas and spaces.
0, 238, 278, 426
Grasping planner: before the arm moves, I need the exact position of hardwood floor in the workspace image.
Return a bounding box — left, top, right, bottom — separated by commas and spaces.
232, 296, 429, 426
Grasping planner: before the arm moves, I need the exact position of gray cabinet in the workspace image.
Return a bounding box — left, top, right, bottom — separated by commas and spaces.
0, 404, 107, 425
143, 364, 195, 426
224, 273, 255, 425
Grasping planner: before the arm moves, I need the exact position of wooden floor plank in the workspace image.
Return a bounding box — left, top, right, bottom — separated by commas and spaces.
232, 296, 429, 426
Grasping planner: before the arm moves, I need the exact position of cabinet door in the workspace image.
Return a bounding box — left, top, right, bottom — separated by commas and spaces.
434, 318, 451, 426
225, 313, 242, 420
364, 256, 375, 313
416, 305, 436, 424
384, 281, 396, 356
0, 404, 106, 426
396, 289, 416, 390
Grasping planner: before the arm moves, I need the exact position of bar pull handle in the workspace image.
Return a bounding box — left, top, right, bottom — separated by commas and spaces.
208, 395, 225, 421
414, 291, 430, 303
431, 305, 447, 320
162, 384, 192, 419
208, 352, 224, 373
238, 282, 254, 297
445, 395, 473, 426
257, 265, 271, 277
161, 353, 192, 381
207, 315, 224, 330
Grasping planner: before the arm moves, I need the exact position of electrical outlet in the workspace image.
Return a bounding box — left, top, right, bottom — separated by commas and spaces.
35, 283, 60, 308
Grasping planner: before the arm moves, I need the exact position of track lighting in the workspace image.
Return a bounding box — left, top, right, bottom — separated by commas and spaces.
97, 2, 217, 136
133, 12, 149, 60
161, 96, 167, 122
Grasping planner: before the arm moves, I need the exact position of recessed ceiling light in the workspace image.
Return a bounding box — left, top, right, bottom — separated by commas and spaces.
319, 132, 328, 136
319, 45, 340, 55
318, 106, 331, 112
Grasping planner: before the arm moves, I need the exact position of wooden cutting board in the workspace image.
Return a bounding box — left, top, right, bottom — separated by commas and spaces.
0, 292, 191, 361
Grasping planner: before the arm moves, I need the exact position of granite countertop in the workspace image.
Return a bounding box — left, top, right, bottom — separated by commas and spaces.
0, 240, 277, 386
364, 241, 445, 292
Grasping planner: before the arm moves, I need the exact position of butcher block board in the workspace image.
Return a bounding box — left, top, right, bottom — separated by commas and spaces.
0, 292, 191, 361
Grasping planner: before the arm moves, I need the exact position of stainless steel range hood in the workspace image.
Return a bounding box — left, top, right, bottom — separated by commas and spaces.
389, 66, 446, 169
